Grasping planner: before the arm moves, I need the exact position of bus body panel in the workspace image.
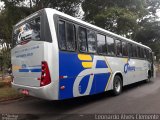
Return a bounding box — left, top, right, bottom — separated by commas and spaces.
59, 52, 111, 100
12, 80, 59, 100
11, 41, 44, 87
11, 8, 154, 100
11, 9, 60, 100
58, 52, 151, 100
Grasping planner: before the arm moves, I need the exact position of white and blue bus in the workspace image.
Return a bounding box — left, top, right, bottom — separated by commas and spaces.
11, 8, 155, 100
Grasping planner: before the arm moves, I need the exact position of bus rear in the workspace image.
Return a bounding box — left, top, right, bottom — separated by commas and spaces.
11, 9, 59, 100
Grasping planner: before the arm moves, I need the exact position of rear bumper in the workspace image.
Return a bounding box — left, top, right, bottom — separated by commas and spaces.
12, 82, 58, 100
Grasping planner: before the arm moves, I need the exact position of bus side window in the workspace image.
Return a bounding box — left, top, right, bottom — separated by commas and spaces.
97, 34, 106, 54
59, 20, 66, 50
115, 39, 122, 57
135, 46, 138, 57
78, 27, 87, 52
132, 45, 138, 58
87, 30, 96, 53
144, 49, 147, 59
146, 49, 150, 60
66, 22, 76, 51
128, 43, 132, 57
141, 48, 144, 58
122, 41, 128, 57
137, 46, 141, 58
106, 36, 115, 56
149, 51, 153, 62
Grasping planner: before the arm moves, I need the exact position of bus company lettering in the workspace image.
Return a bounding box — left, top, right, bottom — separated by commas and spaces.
124, 63, 135, 74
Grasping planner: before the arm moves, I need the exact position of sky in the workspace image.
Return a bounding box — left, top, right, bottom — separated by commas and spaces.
157, 10, 160, 17
0, 1, 4, 11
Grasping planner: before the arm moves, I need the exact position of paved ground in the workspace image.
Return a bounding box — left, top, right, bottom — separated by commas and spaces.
0, 74, 160, 120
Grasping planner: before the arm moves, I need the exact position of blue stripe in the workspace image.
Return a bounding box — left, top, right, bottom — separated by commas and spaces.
19, 69, 29, 72
19, 68, 41, 72
31, 69, 41, 72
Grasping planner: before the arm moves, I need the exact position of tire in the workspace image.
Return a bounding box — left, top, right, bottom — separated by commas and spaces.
112, 75, 122, 96
146, 71, 151, 83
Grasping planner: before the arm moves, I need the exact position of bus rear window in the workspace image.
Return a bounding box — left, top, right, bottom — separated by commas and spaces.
13, 17, 40, 46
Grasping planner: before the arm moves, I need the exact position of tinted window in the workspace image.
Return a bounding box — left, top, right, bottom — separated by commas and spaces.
149, 51, 153, 61
97, 34, 106, 54
132, 45, 137, 57
137, 46, 141, 58
59, 20, 66, 50
78, 27, 87, 52
145, 49, 150, 60
144, 49, 147, 59
13, 17, 41, 46
128, 43, 132, 57
66, 22, 76, 51
122, 41, 128, 56
87, 30, 96, 53
141, 48, 144, 58
107, 37, 115, 55
115, 39, 122, 56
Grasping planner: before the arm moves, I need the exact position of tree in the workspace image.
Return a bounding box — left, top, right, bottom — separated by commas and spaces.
82, 0, 160, 60
82, 0, 160, 37
0, 0, 82, 44
0, 0, 83, 70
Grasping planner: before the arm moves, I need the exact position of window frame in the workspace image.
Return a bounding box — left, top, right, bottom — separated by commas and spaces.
96, 33, 107, 55
106, 35, 116, 56
13, 16, 42, 47
65, 22, 76, 51
87, 29, 97, 53
131, 44, 138, 58
122, 41, 128, 57
58, 19, 77, 52
58, 20, 67, 50
77, 26, 88, 53
56, 15, 152, 59
115, 39, 122, 57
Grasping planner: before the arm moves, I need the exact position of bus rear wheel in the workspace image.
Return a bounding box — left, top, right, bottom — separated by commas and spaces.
146, 71, 151, 83
112, 75, 122, 96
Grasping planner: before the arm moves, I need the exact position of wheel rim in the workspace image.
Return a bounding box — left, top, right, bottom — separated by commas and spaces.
115, 80, 121, 93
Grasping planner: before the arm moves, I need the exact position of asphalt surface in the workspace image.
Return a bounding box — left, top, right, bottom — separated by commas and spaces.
1, 73, 160, 120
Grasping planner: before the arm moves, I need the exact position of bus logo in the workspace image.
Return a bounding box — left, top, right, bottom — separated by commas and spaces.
73, 55, 112, 97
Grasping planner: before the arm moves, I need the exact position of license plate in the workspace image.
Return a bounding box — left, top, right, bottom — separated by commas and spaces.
21, 89, 29, 95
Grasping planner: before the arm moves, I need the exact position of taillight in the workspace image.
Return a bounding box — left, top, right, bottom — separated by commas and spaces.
40, 61, 51, 87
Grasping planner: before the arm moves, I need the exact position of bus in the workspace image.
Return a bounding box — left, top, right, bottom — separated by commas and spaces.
11, 8, 155, 100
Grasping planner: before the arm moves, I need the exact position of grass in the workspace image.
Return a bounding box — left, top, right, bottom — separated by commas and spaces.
0, 76, 24, 102
0, 87, 24, 101
0, 71, 2, 75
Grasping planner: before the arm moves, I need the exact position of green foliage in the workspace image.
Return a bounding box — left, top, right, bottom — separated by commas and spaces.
0, 47, 11, 71
82, 0, 160, 60
0, 0, 82, 69
0, 0, 82, 44
33, 0, 83, 17
82, 0, 147, 37
94, 7, 139, 37
133, 19, 160, 59
0, 0, 160, 62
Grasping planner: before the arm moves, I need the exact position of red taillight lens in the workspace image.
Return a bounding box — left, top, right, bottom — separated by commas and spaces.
40, 61, 51, 87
